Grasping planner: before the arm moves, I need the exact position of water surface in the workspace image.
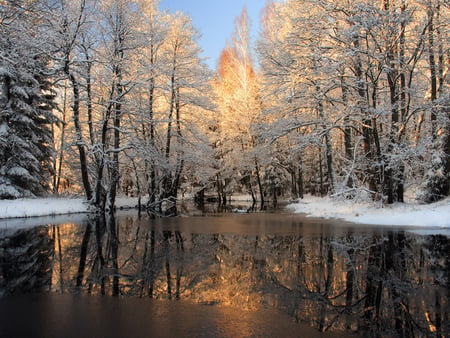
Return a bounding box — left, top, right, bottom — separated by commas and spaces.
0, 209, 448, 337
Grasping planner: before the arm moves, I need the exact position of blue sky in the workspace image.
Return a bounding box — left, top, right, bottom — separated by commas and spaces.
159, 0, 267, 69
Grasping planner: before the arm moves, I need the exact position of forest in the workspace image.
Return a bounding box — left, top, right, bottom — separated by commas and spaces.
0, 0, 449, 213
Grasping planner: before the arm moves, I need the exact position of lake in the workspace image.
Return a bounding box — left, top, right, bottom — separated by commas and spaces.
0, 205, 448, 337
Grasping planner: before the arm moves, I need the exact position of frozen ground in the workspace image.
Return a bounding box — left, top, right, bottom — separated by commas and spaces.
0, 195, 448, 230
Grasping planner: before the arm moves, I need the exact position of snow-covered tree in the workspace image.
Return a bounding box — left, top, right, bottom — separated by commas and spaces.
0, 0, 58, 199
258, 0, 449, 204
214, 8, 264, 203
154, 12, 214, 205
258, 0, 339, 197
419, 0, 450, 202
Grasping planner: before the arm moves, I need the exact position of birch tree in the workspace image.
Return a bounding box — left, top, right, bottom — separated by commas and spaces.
214, 8, 264, 204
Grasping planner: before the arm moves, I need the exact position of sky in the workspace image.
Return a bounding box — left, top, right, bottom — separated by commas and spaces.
159, 0, 267, 69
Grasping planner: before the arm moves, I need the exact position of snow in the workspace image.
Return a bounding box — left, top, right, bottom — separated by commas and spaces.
286, 195, 450, 228
0, 197, 148, 221
0, 123, 9, 136
0, 197, 89, 219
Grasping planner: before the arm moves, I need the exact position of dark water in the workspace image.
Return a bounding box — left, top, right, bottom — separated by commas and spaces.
0, 209, 448, 337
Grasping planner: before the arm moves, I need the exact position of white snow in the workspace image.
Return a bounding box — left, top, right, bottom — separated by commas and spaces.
0, 197, 89, 219
286, 195, 450, 228
0, 197, 149, 221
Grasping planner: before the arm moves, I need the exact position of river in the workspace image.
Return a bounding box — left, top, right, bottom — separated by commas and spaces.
0, 204, 448, 337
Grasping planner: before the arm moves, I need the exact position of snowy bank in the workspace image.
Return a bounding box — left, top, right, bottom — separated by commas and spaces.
0, 196, 148, 220
0, 197, 89, 219
287, 195, 450, 228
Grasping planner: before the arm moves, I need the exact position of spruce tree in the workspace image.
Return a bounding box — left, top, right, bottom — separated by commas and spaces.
0, 1, 58, 199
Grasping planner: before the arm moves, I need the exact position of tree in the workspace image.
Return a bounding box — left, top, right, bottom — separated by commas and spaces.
258, 0, 338, 197
258, 0, 449, 204
50, 0, 94, 201
420, 0, 450, 202
0, 0, 58, 199
214, 8, 264, 204
100, 0, 139, 211
154, 12, 213, 205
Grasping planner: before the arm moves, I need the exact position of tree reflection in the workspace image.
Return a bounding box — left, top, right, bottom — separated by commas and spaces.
0, 226, 53, 296
76, 222, 92, 288
1, 217, 448, 337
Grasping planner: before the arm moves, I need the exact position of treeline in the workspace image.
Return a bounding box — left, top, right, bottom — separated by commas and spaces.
0, 0, 448, 211
258, 0, 449, 204
1, 0, 215, 213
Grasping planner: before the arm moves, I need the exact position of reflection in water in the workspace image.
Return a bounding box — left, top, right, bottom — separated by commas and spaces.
0, 226, 53, 296
1, 213, 449, 337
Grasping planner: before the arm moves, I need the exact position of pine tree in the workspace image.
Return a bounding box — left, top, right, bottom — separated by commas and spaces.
0, 1, 58, 199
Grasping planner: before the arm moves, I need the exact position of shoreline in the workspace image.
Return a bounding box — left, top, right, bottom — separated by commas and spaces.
0, 195, 448, 230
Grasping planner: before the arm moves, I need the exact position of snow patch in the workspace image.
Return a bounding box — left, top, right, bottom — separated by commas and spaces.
0, 197, 89, 219
287, 195, 450, 228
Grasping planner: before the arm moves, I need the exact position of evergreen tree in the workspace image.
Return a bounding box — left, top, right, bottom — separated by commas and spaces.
0, 1, 58, 199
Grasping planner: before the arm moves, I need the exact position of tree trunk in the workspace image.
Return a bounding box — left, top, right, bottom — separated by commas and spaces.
69, 73, 92, 201
255, 159, 264, 207
148, 77, 157, 205
107, 74, 122, 211
340, 76, 354, 191
427, 4, 438, 137
384, 0, 400, 204
54, 81, 68, 193
82, 46, 95, 148
107, 27, 124, 211
324, 132, 334, 194
163, 72, 176, 198
170, 87, 184, 199
318, 149, 324, 196
353, 32, 378, 198
298, 159, 304, 199
95, 84, 115, 211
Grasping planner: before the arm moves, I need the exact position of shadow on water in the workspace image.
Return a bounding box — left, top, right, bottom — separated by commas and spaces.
0, 205, 449, 337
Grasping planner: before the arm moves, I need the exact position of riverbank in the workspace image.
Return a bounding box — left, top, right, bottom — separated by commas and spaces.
0, 195, 448, 228
0, 197, 143, 219
287, 195, 450, 228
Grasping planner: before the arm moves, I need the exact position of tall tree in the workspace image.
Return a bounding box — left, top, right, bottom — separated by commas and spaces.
258, 0, 338, 197
420, 0, 450, 202
100, 0, 138, 211
51, 0, 94, 201
157, 12, 213, 204
214, 8, 264, 203
0, 0, 58, 199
